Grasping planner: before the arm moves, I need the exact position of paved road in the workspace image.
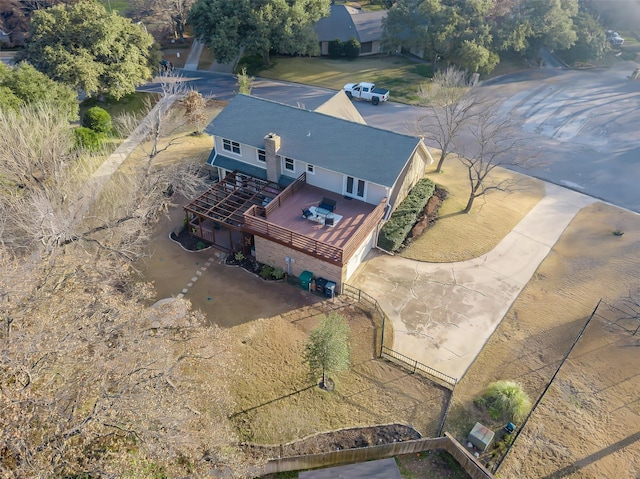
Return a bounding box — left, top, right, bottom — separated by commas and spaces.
140, 63, 640, 212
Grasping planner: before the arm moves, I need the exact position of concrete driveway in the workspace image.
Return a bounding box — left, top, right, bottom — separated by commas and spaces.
350, 183, 596, 380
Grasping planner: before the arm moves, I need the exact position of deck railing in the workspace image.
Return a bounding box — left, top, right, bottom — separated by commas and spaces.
244, 207, 344, 264
264, 173, 306, 217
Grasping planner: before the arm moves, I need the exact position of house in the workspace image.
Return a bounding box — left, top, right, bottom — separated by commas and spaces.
185, 94, 432, 292
0, 29, 10, 46
314, 5, 386, 56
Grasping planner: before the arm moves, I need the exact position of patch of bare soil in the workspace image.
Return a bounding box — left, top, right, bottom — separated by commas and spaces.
251, 424, 421, 457
445, 202, 640, 478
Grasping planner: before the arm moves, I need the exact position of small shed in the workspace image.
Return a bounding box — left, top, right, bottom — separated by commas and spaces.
298, 457, 401, 478
468, 422, 495, 452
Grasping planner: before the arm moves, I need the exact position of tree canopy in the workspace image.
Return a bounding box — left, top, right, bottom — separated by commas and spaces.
0, 101, 254, 476
304, 313, 351, 389
382, 0, 597, 74
19, 1, 155, 99
189, 0, 331, 65
0, 62, 78, 120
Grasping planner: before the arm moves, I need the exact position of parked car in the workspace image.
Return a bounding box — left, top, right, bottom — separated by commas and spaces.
607, 31, 624, 46
343, 82, 389, 105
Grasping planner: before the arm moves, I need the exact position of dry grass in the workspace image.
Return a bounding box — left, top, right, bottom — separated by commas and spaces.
260, 56, 431, 104
445, 202, 640, 477
400, 154, 545, 262
228, 302, 449, 445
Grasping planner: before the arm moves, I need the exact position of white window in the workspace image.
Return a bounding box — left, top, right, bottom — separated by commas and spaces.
222, 138, 240, 154
284, 157, 295, 172
257, 149, 266, 163
306, 164, 314, 174
345, 175, 365, 199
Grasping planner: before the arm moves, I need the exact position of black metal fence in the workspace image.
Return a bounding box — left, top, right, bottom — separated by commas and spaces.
342, 283, 457, 390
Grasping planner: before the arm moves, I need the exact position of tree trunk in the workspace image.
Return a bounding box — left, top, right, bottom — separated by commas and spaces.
436, 148, 447, 173
262, 49, 270, 67
463, 193, 474, 214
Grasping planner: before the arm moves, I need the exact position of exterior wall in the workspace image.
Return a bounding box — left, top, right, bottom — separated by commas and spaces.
365, 182, 388, 206
306, 167, 344, 197
388, 143, 431, 211
255, 237, 344, 292
344, 228, 377, 281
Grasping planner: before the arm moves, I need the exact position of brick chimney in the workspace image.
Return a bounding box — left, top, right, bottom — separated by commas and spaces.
264, 133, 281, 183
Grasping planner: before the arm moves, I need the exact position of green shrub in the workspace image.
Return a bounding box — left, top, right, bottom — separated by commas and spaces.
271, 267, 285, 280
82, 106, 112, 135
234, 252, 245, 262
377, 178, 435, 252
73, 126, 103, 150
483, 380, 532, 423
328, 39, 344, 58
259, 265, 274, 280
196, 241, 206, 250
343, 37, 361, 58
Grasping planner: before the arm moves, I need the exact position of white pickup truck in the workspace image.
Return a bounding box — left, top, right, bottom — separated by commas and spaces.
343, 82, 389, 105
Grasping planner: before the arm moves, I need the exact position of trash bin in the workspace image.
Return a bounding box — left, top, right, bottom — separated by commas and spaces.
299, 271, 313, 291
324, 281, 336, 298
315, 277, 327, 293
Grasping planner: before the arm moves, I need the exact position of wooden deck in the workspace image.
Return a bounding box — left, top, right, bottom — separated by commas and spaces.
244, 182, 385, 265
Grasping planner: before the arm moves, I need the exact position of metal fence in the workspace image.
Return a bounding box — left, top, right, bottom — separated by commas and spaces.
342, 283, 457, 390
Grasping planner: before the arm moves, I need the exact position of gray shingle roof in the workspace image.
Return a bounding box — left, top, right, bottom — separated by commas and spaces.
205, 95, 421, 188
314, 5, 385, 43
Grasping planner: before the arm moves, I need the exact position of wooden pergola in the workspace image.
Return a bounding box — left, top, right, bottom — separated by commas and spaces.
184, 171, 282, 252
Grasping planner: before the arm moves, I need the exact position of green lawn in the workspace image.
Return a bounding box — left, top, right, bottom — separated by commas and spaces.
99, 0, 129, 13
257, 55, 432, 104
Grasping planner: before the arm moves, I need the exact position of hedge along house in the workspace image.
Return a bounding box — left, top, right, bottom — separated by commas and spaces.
185, 94, 433, 292
314, 5, 386, 56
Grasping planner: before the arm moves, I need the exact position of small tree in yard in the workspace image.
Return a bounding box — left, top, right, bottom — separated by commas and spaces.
236, 67, 254, 95
416, 67, 480, 173
304, 313, 351, 390
458, 104, 537, 214
183, 90, 207, 135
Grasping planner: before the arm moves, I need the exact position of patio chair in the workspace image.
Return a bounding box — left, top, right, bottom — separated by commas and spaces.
318, 197, 336, 213
324, 215, 335, 227
302, 208, 313, 219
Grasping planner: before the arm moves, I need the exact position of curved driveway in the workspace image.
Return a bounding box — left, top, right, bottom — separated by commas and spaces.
351, 183, 597, 380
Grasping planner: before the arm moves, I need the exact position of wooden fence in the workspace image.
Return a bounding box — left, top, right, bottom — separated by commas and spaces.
258, 432, 494, 479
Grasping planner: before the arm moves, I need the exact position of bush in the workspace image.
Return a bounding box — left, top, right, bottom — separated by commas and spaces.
343, 37, 361, 58
483, 380, 532, 423
271, 267, 285, 280
73, 127, 103, 150
259, 265, 274, 280
377, 179, 435, 252
328, 39, 344, 58
82, 106, 112, 135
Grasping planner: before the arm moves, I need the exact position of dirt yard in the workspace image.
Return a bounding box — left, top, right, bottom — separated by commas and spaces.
444, 202, 640, 478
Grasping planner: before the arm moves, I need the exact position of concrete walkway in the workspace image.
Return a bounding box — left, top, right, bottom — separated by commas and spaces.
183, 39, 204, 71
351, 183, 597, 381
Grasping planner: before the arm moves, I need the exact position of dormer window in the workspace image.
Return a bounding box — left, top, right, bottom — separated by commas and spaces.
222, 138, 240, 154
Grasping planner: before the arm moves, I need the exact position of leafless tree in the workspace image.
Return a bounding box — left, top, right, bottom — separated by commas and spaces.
183, 89, 208, 135
416, 67, 480, 173
457, 104, 537, 214
129, 0, 194, 40
0, 98, 257, 476
0, 254, 254, 477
